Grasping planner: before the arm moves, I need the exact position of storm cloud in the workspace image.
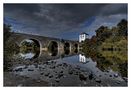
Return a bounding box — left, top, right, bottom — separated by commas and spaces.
4, 4, 127, 40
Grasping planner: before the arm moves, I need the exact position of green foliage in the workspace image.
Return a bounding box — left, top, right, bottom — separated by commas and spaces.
117, 19, 128, 36
95, 26, 112, 44
4, 24, 11, 43
4, 24, 20, 71
81, 19, 128, 77
82, 19, 127, 55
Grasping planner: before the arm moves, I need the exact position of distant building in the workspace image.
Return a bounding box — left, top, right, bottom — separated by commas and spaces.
79, 32, 89, 42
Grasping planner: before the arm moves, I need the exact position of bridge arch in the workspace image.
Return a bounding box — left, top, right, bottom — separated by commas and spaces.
19, 38, 41, 59
64, 42, 71, 55
74, 43, 79, 53
48, 41, 59, 56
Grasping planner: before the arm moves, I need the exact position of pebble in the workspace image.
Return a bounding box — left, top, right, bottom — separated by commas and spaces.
57, 64, 62, 67
74, 72, 79, 75
60, 71, 63, 73
14, 68, 23, 72
63, 75, 67, 78
116, 81, 121, 84
99, 75, 102, 77
34, 64, 38, 68
49, 75, 53, 78
123, 77, 128, 82
114, 74, 118, 77
55, 78, 60, 83
75, 66, 80, 70
45, 73, 50, 76
40, 72, 44, 75
89, 73, 93, 80
63, 63, 68, 67
28, 69, 34, 71
23, 66, 28, 69
50, 66, 55, 69
79, 73, 87, 81
68, 70, 73, 75
109, 75, 112, 77
58, 73, 64, 78
95, 78, 101, 83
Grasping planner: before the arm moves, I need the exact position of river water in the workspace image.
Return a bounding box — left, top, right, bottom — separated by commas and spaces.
4, 40, 128, 86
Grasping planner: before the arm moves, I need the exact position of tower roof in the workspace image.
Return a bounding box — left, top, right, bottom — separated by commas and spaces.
80, 32, 89, 35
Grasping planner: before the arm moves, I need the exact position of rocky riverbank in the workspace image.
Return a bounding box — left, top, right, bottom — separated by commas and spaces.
4, 60, 127, 86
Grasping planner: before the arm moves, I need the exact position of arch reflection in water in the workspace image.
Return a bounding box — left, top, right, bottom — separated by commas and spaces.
74, 43, 78, 53
64, 42, 70, 55
19, 39, 40, 59
48, 41, 58, 56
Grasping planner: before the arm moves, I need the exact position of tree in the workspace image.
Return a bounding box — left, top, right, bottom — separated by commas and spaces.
117, 19, 127, 36
95, 26, 112, 44
4, 24, 19, 71
4, 24, 12, 42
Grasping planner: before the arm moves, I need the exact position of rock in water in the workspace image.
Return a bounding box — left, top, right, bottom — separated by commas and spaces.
95, 78, 101, 83
79, 73, 87, 81
55, 78, 60, 83
89, 73, 93, 80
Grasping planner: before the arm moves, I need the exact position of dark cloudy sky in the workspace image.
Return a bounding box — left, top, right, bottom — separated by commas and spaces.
4, 4, 127, 40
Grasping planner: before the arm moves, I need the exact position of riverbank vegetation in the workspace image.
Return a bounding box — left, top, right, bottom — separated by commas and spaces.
81, 19, 128, 77
4, 24, 20, 71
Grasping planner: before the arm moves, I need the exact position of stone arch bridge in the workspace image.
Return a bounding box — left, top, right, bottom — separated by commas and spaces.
10, 33, 80, 60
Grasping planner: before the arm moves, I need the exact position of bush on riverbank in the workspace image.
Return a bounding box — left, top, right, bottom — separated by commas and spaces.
81, 19, 128, 77
4, 24, 20, 71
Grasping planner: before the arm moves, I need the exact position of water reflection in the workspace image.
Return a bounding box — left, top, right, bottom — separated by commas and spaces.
19, 39, 40, 59
79, 54, 88, 64
12, 52, 127, 86
19, 52, 35, 59
64, 42, 70, 55
8, 41, 127, 86
74, 44, 78, 53
48, 41, 58, 56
